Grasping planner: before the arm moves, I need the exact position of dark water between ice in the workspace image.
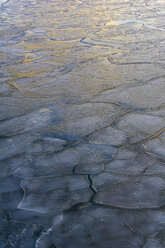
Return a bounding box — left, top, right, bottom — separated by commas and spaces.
0, 0, 165, 247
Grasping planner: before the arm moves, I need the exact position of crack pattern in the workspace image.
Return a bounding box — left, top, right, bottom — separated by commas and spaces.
0, 0, 165, 247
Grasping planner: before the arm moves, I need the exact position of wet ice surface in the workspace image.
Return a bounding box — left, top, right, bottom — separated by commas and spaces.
0, 0, 165, 247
